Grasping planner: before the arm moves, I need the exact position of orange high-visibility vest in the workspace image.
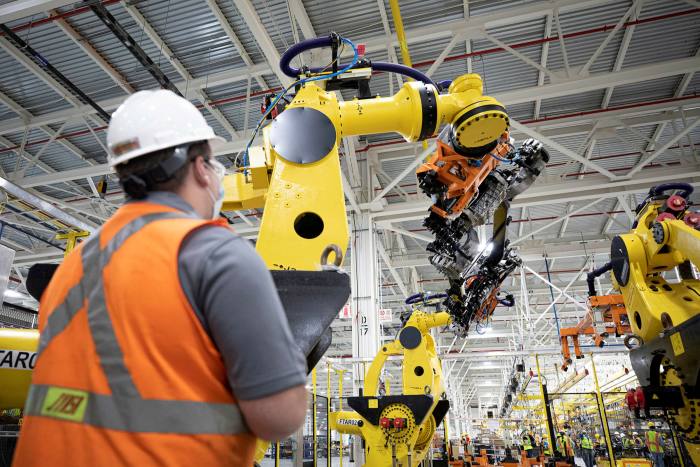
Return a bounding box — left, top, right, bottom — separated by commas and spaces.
13, 202, 256, 466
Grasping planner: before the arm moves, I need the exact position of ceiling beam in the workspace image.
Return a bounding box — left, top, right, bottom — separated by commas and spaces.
2, 34, 698, 139
287, 0, 316, 40
0, 0, 74, 23
371, 163, 700, 223
231, 0, 294, 87
121, 2, 240, 139
51, 11, 134, 94
203, 0, 268, 91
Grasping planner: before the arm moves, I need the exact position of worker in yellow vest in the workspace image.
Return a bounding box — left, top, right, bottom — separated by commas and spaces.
522, 433, 534, 458
645, 422, 665, 467
579, 432, 594, 467
622, 433, 635, 456
12, 90, 309, 466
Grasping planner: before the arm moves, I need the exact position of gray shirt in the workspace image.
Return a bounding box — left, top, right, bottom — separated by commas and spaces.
135, 192, 307, 400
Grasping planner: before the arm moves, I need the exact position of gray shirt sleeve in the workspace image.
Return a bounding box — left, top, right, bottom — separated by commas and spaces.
178, 226, 307, 400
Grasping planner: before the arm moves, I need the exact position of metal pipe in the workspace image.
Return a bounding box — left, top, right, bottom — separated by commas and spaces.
388, 0, 412, 68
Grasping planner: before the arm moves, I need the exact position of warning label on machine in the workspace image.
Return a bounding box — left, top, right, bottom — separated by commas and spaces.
0, 349, 37, 370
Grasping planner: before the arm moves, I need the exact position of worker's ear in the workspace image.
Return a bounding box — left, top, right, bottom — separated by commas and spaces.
191, 155, 212, 188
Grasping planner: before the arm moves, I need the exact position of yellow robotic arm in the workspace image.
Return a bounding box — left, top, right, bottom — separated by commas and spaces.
223, 71, 508, 271
606, 183, 700, 464
331, 309, 452, 467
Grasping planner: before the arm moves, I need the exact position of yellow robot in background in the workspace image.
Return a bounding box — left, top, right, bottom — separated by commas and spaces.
588, 182, 700, 465
330, 295, 452, 467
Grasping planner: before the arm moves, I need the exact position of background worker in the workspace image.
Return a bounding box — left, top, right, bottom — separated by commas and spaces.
632, 431, 644, 456
13, 90, 308, 466
645, 422, 665, 467
579, 431, 595, 467
622, 432, 634, 456
556, 430, 574, 465
522, 432, 534, 459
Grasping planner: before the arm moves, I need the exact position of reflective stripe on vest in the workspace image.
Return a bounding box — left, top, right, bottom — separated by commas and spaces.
30, 211, 248, 435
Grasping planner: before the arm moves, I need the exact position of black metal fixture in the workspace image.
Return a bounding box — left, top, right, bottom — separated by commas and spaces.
0, 23, 111, 122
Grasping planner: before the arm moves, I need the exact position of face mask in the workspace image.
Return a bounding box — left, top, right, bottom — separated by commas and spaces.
206, 158, 226, 220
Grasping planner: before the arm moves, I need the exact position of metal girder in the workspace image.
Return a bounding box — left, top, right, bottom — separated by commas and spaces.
231, 0, 294, 87
51, 11, 134, 94
0, 87, 96, 169
371, 163, 700, 223
287, 0, 316, 40
0, 61, 269, 136
3, 42, 699, 139
361, 0, 619, 55
377, 238, 408, 297
0, 0, 74, 23
627, 117, 700, 176
497, 56, 700, 106
533, 13, 553, 119
643, 46, 700, 155
122, 1, 240, 139
578, 0, 640, 77
0, 176, 96, 233
371, 142, 435, 204
0, 26, 110, 122
203, 0, 268, 91
600, 1, 643, 108
376, 224, 432, 243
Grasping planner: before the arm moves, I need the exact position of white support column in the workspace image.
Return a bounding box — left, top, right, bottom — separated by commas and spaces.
349, 211, 377, 466
350, 212, 379, 390
463, 0, 473, 73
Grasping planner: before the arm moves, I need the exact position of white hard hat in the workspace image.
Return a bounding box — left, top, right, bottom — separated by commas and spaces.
107, 90, 225, 167
633, 432, 638, 435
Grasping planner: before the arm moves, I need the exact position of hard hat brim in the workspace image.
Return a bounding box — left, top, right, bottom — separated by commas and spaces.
109, 134, 227, 168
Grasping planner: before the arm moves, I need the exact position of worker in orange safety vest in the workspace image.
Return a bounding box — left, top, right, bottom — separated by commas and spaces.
13, 90, 309, 466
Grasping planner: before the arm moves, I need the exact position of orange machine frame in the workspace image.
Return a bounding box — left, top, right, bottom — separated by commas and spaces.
559, 294, 630, 371
416, 133, 511, 218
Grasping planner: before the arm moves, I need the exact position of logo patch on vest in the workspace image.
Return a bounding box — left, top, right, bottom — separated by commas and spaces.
0, 349, 37, 370
40, 387, 88, 422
